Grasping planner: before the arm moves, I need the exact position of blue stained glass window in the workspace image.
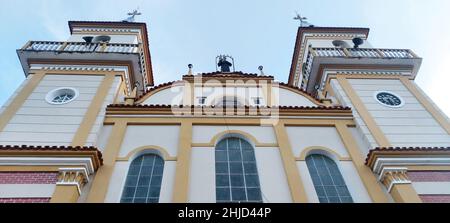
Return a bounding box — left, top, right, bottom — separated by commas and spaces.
306, 154, 353, 203
120, 154, 164, 203
215, 137, 262, 203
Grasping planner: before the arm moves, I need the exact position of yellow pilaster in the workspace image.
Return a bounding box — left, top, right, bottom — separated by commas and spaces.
71, 74, 116, 146
172, 120, 193, 203
50, 168, 88, 203
0, 72, 45, 132
335, 122, 389, 203
50, 185, 80, 203
86, 120, 127, 203
273, 121, 308, 203
390, 184, 422, 203
400, 77, 450, 134
379, 168, 422, 203
336, 76, 391, 147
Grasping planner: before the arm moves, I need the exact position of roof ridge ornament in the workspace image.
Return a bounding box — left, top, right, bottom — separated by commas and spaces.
216, 55, 235, 73
293, 11, 313, 27
122, 8, 142, 23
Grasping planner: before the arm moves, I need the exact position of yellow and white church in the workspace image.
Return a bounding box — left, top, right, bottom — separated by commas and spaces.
0, 18, 449, 203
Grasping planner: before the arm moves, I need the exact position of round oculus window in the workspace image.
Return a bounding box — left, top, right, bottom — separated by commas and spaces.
45, 87, 79, 105
374, 91, 404, 108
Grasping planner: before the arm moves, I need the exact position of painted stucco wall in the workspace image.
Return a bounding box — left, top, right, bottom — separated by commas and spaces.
330, 78, 450, 149
0, 74, 121, 146
142, 85, 318, 107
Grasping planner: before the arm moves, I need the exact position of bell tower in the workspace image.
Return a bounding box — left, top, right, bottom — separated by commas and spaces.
0, 20, 154, 147
288, 25, 450, 153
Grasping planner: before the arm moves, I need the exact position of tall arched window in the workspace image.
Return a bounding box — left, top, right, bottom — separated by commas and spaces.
215, 137, 262, 203
120, 154, 164, 203
306, 154, 353, 203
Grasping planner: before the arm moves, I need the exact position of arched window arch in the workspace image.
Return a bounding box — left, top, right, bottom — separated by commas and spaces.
120, 153, 164, 203
215, 137, 262, 203
306, 154, 353, 203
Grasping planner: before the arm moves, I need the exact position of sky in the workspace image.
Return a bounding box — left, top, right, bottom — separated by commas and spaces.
0, 0, 449, 117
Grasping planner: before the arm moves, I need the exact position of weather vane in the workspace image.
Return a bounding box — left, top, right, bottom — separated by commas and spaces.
122, 8, 142, 22
293, 11, 313, 27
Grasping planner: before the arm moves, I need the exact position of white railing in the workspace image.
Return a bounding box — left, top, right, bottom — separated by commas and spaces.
303, 47, 418, 79
311, 47, 416, 59
23, 41, 139, 53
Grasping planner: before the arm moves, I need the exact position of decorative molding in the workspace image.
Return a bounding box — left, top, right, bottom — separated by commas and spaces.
56, 167, 89, 194
378, 167, 411, 192
29, 64, 131, 95
0, 157, 96, 175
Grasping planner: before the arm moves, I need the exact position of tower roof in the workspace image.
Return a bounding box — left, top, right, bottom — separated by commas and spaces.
288, 26, 370, 85
68, 21, 154, 86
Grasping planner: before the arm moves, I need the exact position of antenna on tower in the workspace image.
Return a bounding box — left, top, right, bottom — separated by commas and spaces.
293, 11, 313, 27
122, 8, 142, 22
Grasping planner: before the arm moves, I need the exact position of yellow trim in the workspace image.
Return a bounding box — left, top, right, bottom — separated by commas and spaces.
0, 72, 45, 132
50, 185, 80, 203
71, 74, 116, 146
116, 145, 177, 161
390, 184, 422, 203
191, 130, 278, 148
297, 146, 352, 161
273, 121, 308, 203
172, 120, 193, 203
400, 77, 450, 134
105, 117, 355, 126
336, 76, 391, 147
86, 120, 127, 203
335, 122, 389, 203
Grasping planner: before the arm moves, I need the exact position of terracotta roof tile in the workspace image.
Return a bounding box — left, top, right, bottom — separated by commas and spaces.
182, 71, 273, 78
107, 104, 351, 110
0, 145, 103, 165
365, 146, 450, 165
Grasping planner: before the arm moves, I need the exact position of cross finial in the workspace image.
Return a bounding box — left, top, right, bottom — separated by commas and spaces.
293, 11, 313, 27
122, 8, 142, 22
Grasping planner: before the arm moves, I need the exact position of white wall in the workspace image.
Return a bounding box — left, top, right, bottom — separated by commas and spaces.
118, 125, 180, 157
0, 184, 56, 198
188, 147, 216, 203
330, 78, 450, 149
286, 126, 349, 158
0, 74, 120, 146
273, 87, 316, 107
142, 85, 319, 107
143, 85, 183, 105
192, 125, 277, 144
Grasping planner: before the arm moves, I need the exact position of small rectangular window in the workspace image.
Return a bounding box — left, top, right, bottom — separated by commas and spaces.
198, 96, 207, 105
252, 97, 262, 105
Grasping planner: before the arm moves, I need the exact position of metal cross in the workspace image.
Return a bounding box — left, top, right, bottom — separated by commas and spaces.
123, 9, 142, 22
293, 11, 311, 27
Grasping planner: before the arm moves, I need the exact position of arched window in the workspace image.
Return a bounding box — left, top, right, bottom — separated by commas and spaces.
306, 154, 353, 203
215, 137, 262, 203
120, 154, 164, 203
216, 96, 241, 107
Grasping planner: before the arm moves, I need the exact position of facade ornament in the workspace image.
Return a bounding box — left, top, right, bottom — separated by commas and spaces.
378, 167, 411, 192
57, 168, 89, 195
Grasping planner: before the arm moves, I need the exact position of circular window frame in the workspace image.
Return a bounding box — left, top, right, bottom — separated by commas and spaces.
373, 91, 404, 108
45, 87, 79, 105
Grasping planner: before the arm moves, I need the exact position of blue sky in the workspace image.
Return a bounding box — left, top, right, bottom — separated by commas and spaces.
0, 0, 449, 116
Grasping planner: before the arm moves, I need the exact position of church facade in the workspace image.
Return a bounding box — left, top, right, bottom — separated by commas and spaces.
0, 20, 449, 203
